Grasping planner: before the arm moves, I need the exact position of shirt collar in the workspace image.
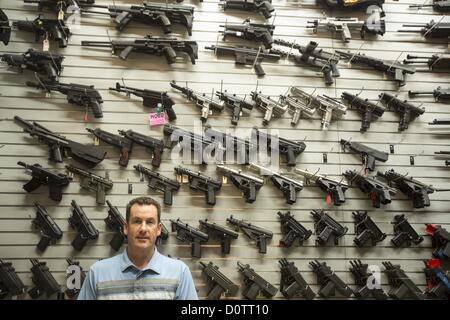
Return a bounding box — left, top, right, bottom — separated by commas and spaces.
120, 247, 162, 274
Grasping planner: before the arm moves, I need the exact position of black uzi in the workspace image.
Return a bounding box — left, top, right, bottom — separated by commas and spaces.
170, 219, 209, 258
227, 215, 272, 254
105, 201, 126, 251
69, 200, 99, 251
32, 202, 63, 251
199, 219, 239, 254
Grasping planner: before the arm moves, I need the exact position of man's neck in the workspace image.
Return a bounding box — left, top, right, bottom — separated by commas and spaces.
127, 246, 155, 270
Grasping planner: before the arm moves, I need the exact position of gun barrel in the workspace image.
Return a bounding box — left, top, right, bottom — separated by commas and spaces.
81, 41, 112, 47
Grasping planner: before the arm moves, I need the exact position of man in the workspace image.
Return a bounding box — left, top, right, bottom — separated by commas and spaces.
78, 196, 198, 300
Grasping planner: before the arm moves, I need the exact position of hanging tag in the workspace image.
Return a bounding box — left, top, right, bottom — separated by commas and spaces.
148, 111, 167, 126
94, 137, 99, 146
325, 194, 332, 205
58, 9, 65, 21
84, 111, 90, 123
222, 176, 228, 184
43, 38, 50, 52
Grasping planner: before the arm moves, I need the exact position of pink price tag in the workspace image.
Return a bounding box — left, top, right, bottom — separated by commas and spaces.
148, 112, 167, 126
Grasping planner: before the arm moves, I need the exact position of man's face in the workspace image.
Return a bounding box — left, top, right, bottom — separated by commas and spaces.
124, 204, 161, 252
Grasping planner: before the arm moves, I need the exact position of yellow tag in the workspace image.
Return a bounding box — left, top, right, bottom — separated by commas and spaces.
58, 10, 64, 21
222, 176, 228, 184
94, 137, 99, 146
43, 39, 50, 52
45, 92, 51, 98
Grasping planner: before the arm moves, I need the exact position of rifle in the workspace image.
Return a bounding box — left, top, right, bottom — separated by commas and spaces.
295, 168, 348, 205
307, 17, 384, 43
251, 128, 306, 166
0, 48, 64, 81
81, 2, 194, 35
134, 164, 180, 206
340, 139, 388, 171
32, 202, 63, 251
341, 92, 385, 132
205, 45, 281, 77
199, 219, 239, 254
277, 211, 312, 247
0, 260, 26, 298
18, 161, 72, 202
336, 50, 416, 86
199, 261, 239, 299
352, 210, 386, 246
383, 261, 426, 300
220, 19, 275, 48
105, 201, 126, 251
69, 200, 99, 251
310, 209, 348, 245
399, 20, 450, 39
237, 261, 278, 299
86, 128, 132, 167
249, 163, 304, 204
81, 36, 198, 64
15, 116, 106, 166
170, 80, 224, 122
29, 259, 62, 299
379, 93, 425, 131
250, 91, 288, 124
14, 116, 106, 166
429, 118, 450, 125
26, 79, 103, 118
65, 258, 86, 299
215, 91, 254, 125
403, 54, 450, 72
391, 214, 424, 247
349, 259, 388, 300
109, 82, 176, 121
24, 0, 93, 12
422, 259, 450, 299
220, 0, 275, 19
0, 9, 11, 45
343, 169, 396, 208
426, 224, 450, 260
118, 129, 165, 168
227, 215, 273, 254
310, 260, 353, 298
320, 0, 385, 9
377, 169, 450, 208
270, 40, 340, 85
409, 0, 450, 12
217, 165, 263, 203
170, 218, 209, 258
13, 15, 71, 48
66, 165, 113, 205
279, 258, 316, 300
409, 86, 450, 103
174, 166, 222, 205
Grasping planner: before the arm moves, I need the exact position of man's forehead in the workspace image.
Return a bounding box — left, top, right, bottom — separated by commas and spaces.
130, 203, 158, 218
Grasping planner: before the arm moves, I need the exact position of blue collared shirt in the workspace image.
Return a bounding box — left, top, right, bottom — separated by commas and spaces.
77, 249, 198, 300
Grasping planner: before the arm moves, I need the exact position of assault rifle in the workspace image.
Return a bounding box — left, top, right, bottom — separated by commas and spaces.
18, 161, 71, 202
199, 219, 239, 254
174, 166, 222, 205
377, 169, 450, 208
409, 86, 450, 103
343, 169, 396, 208
81, 36, 198, 64
219, 0, 275, 19
105, 201, 126, 251
86, 128, 132, 167
69, 200, 99, 251
13, 15, 71, 48
134, 164, 180, 206
249, 163, 304, 204
199, 261, 239, 299
295, 168, 348, 205
170, 218, 209, 258
379, 93, 425, 131
220, 19, 275, 48
227, 215, 273, 254
66, 165, 113, 205
32, 202, 63, 251
205, 45, 281, 77
311, 209, 348, 245
109, 82, 176, 120
26, 79, 104, 118
14, 116, 106, 166
237, 261, 278, 299
340, 139, 388, 171
0, 48, 64, 81
118, 129, 165, 168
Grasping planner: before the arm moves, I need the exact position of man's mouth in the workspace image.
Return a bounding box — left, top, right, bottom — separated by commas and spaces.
136, 236, 150, 241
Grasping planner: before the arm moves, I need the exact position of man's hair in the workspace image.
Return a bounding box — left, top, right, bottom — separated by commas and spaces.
125, 197, 161, 223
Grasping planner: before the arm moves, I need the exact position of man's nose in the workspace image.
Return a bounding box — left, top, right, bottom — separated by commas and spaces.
138, 222, 150, 231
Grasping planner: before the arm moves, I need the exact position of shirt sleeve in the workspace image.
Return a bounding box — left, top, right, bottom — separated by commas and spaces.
77, 268, 97, 300
175, 265, 198, 300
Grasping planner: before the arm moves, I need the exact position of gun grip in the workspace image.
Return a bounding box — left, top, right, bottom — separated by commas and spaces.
89, 101, 103, 118
285, 184, 297, 204
191, 239, 202, 258
151, 147, 162, 167
23, 177, 42, 193
206, 186, 216, 206
96, 185, 106, 205
253, 63, 265, 77
37, 234, 52, 252
119, 46, 134, 60
158, 15, 172, 34
163, 187, 173, 206
71, 233, 88, 251
50, 145, 63, 162
245, 184, 257, 203
115, 12, 132, 31
162, 46, 177, 64
119, 148, 130, 167
109, 232, 126, 251
165, 106, 177, 121
221, 238, 231, 254
261, 32, 273, 49
286, 147, 296, 166
49, 183, 63, 202
258, 236, 267, 254
364, 155, 376, 171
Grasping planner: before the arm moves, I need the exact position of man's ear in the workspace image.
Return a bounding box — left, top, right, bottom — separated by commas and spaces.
157, 222, 162, 237
123, 222, 128, 237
